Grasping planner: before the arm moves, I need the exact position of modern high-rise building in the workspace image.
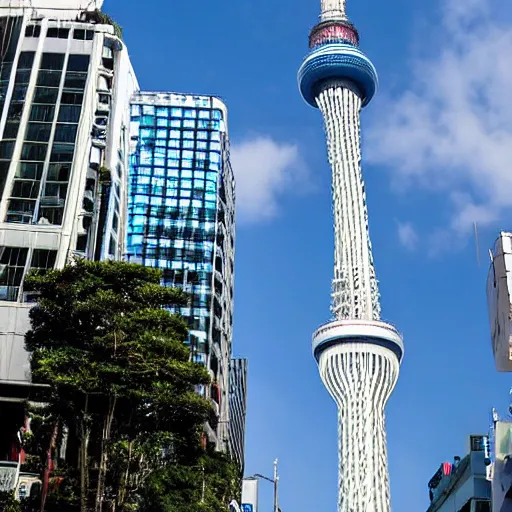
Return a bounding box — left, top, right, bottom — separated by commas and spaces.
228, 357, 248, 472
127, 92, 237, 452
426, 435, 491, 512
297, 0, 404, 510
0, 0, 137, 431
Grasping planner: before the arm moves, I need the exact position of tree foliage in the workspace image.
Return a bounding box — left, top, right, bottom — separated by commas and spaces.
23, 260, 223, 511
141, 445, 242, 512
0, 492, 22, 512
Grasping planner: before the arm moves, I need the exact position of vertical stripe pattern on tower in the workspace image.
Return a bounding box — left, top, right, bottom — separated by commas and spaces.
319, 342, 399, 512
316, 83, 380, 321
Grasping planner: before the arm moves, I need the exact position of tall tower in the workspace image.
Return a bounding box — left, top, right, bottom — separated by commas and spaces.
298, 1, 404, 511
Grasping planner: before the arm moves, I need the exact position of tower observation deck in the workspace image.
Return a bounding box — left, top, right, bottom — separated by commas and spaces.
298, 0, 404, 511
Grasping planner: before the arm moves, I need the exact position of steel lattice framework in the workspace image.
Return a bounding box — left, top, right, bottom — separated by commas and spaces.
317, 82, 380, 322
298, 0, 404, 511
320, 0, 347, 20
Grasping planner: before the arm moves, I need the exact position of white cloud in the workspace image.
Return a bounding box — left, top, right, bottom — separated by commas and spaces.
367, 0, 512, 241
397, 222, 419, 251
230, 135, 309, 225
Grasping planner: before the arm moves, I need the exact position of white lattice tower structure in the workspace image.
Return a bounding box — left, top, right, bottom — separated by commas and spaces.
320, 0, 347, 20
298, 0, 404, 511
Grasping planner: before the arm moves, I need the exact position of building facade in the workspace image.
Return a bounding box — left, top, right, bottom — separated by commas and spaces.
487, 232, 512, 372
0, 0, 137, 402
127, 92, 236, 450
427, 435, 491, 512
228, 357, 248, 472
297, 0, 404, 510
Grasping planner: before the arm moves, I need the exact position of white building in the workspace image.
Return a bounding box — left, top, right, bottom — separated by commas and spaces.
0, 0, 138, 400
487, 232, 512, 372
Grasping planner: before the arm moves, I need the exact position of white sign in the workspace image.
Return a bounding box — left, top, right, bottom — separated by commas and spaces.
241, 478, 259, 512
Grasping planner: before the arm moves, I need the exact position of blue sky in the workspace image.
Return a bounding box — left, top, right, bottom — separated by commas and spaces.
108, 0, 512, 510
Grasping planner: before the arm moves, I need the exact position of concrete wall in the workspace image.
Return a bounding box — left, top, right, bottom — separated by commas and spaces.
0, 303, 31, 382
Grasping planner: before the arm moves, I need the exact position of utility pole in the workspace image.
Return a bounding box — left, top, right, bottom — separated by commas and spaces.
273, 459, 279, 512
253, 460, 280, 512
201, 465, 205, 503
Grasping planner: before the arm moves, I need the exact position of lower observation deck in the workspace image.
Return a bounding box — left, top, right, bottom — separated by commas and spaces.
312, 319, 404, 363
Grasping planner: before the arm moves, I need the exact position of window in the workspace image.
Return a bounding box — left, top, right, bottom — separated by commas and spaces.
0, 247, 28, 301
3, 121, 20, 138
47, 163, 71, 182
474, 500, 491, 512
6, 199, 35, 224
21, 143, 48, 161
470, 436, 485, 452
25, 25, 41, 37
40, 53, 65, 70
2, 52, 35, 143
15, 70, 31, 84
16, 163, 44, 180
23, 249, 57, 301
0, 141, 14, 159
54, 124, 77, 143
73, 29, 94, 40
112, 212, 119, 234
31, 250, 57, 268
42, 182, 68, 203
11, 85, 28, 101
30, 105, 55, 122
64, 72, 87, 90
46, 27, 69, 39
6, 103, 23, 121
17, 52, 35, 69
61, 92, 83, 105
0, 161, 10, 201
37, 70, 62, 87
108, 235, 116, 256
50, 143, 74, 162
58, 105, 81, 123
8, 170, 37, 218
25, 123, 52, 142
38, 145, 73, 225
11, 180, 40, 199
33, 87, 59, 104
67, 55, 90, 72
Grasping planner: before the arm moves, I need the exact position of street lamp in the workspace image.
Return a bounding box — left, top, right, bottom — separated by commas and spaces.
250, 459, 280, 512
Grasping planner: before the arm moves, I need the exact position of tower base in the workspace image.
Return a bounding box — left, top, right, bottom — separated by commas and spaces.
312, 320, 403, 512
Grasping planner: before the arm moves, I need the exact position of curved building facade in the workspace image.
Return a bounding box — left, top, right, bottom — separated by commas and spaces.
298, 1, 403, 511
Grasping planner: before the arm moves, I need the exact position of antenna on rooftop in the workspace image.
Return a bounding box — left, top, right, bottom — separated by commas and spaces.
474, 222, 481, 267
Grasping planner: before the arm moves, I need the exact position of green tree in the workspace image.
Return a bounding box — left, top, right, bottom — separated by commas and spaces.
0, 492, 22, 512
141, 445, 241, 512
24, 260, 212, 511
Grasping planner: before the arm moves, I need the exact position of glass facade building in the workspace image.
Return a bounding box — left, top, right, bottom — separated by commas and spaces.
228, 358, 248, 473
127, 92, 236, 449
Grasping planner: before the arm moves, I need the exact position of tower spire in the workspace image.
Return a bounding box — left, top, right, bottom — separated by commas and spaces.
298, 0, 404, 511
320, 0, 347, 21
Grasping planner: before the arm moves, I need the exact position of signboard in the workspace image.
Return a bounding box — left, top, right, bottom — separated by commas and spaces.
241, 478, 259, 512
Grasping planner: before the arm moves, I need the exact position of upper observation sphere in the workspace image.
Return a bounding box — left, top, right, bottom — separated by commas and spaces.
298, 19, 378, 108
